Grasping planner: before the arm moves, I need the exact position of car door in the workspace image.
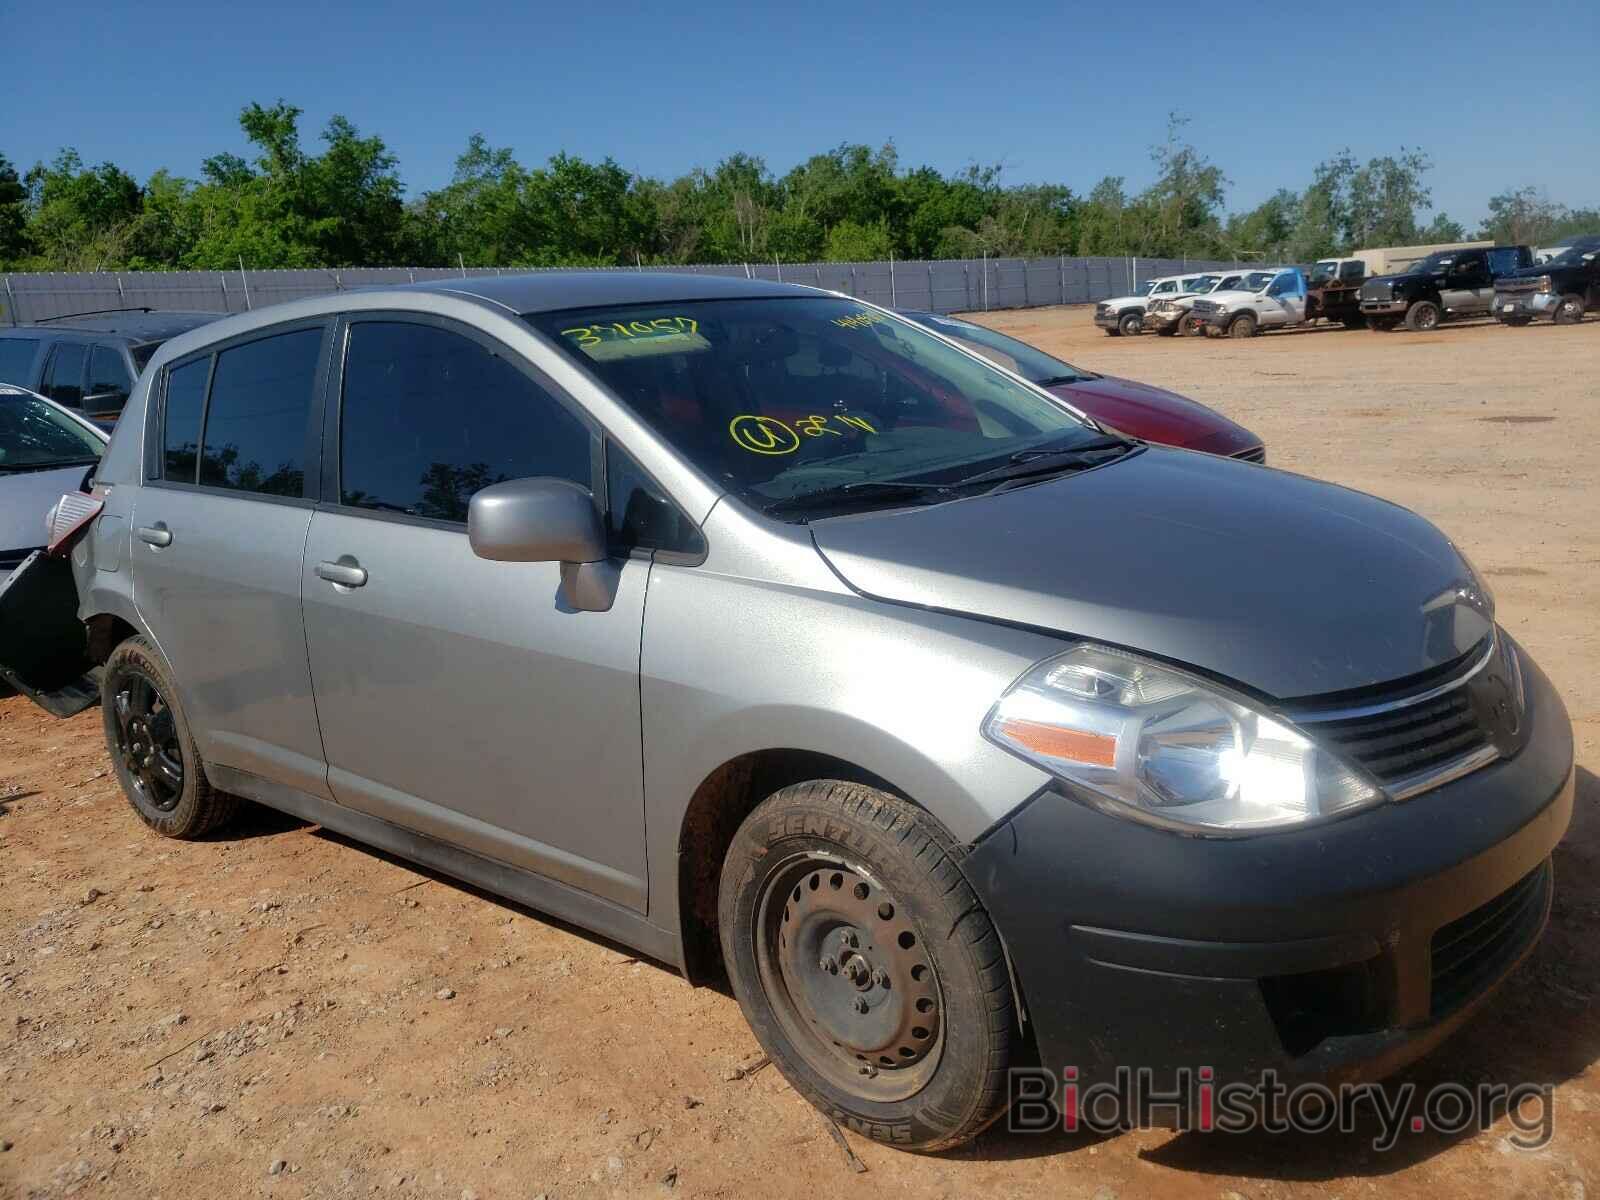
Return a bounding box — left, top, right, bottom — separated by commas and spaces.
133, 321, 333, 800
1264, 272, 1305, 326
300, 315, 651, 912
1442, 252, 1489, 314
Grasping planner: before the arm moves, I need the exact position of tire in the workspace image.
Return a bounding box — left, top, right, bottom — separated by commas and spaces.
1498, 315, 1533, 327
102, 636, 239, 839
1227, 313, 1257, 339
1117, 311, 1143, 337
1404, 300, 1440, 332
1553, 294, 1585, 326
1103, 326, 1121, 337
718, 781, 1015, 1151
1341, 315, 1368, 329
1178, 311, 1200, 337
1155, 322, 1177, 337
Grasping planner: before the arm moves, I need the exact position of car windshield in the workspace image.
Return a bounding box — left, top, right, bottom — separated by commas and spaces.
1406, 253, 1455, 274
910, 315, 1093, 386
1548, 239, 1600, 265
1309, 261, 1339, 284
1136, 280, 1157, 296
0, 390, 104, 472
1179, 275, 1214, 292
1239, 272, 1275, 291
528, 297, 1118, 517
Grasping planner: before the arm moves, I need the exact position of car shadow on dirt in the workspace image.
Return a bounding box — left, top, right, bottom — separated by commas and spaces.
962, 765, 1600, 1178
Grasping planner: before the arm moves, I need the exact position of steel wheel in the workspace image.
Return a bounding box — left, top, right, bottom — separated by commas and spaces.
108, 667, 184, 812
755, 852, 944, 1102
1554, 296, 1584, 325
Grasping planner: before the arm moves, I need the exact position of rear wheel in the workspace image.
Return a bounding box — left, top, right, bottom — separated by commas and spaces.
719, 781, 1015, 1151
102, 636, 239, 839
1553, 294, 1585, 325
1117, 311, 1144, 337
1227, 313, 1257, 338
1404, 300, 1440, 331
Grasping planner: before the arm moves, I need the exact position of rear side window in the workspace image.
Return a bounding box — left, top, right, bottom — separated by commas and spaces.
0, 338, 38, 385
199, 328, 322, 497
42, 343, 87, 408
339, 321, 592, 523
163, 358, 209, 482
88, 345, 133, 414
1340, 261, 1364, 281
1487, 248, 1523, 276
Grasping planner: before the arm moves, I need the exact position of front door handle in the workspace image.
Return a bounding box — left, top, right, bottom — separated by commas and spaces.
136, 523, 172, 548
315, 559, 368, 588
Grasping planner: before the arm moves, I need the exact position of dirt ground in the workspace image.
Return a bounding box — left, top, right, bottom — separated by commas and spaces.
2, 308, 1597, 1200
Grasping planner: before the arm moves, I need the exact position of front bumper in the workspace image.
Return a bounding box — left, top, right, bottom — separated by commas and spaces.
1494, 292, 1556, 319
962, 642, 1573, 1104
1142, 310, 1183, 332
1360, 299, 1408, 314
1092, 308, 1122, 329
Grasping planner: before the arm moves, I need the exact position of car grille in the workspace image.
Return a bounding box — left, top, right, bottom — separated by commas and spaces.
1231, 445, 1267, 464
1287, 638, 1498, 796
1429, 861, 1551, 1018
1360, 281, 1393, 301
1095, 302, 1111, 316
1494, 277, 1540, 294
1192, 299, 1219, 316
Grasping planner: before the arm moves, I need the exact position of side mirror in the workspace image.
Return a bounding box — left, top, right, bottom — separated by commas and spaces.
469, 477, 605, 564
469, 478, 618, 612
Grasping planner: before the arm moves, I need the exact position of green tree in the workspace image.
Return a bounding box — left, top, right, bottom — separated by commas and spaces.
0, 154, 29, 266
21, 150, 142, 269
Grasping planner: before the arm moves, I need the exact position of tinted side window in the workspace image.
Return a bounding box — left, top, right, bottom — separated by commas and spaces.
606, 440, 704, 555
163, 358, 209, 482
43, 343, 86, 408
199, 328, 322, 496
1487, 248, 1521, 276
1340, 261, 1365, 281
0, 338, 38, 385
340, 322, 592, 523
88, 345, 133, 413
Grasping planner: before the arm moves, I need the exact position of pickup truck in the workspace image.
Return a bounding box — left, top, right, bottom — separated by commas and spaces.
1358, 245, 1533, 331
1493, 234, 1600, 326
1141, 271, 1252, 336
1094, 272, 1220, 337
1190, 268, 1310, 338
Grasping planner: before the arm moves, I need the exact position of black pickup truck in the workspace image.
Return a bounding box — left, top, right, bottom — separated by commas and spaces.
1494, 235, 1600, 326
1359, 246, 1532, 331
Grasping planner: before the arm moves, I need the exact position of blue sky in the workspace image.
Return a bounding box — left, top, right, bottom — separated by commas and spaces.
3, 0, 1594, 230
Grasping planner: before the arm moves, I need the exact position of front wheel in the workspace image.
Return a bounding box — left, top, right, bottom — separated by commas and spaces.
1117, 311, 1144, 337
1553, 294, 1585, 325
1228, 313, 1257, 338
719, 781, 1016, 1151
1404, 300, 1440, 331
1178, 312, 1200, 337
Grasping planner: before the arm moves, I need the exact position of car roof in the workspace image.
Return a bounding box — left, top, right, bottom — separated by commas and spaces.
401, 270, 819, 313
9, 310, 223, 343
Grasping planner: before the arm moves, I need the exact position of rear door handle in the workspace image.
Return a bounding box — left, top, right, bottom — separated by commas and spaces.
315, 559, 368, 588
136, 523, 172, 548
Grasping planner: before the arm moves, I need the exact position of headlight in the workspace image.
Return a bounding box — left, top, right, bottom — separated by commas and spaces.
983, 645, 1383, 835
1211, 302, 1229, 314
1532, 275, 1553, 294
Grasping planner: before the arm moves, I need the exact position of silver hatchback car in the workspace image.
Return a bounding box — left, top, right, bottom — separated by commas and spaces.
31, 273, 1572, 1150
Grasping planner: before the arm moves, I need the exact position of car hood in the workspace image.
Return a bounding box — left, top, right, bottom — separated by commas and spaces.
1098, 294, 1148, 307
1366, 271, 1440, 291
809, 446, 1490, 700
0, 465, 89, 556
1196, 289, 1263, 306
1046, 377, 1258, 457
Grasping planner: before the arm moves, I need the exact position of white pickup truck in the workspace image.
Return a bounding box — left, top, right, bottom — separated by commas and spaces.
1142, 271, 1253, 336
1093, 272, 1222, 337
1189, 268, 1311, 338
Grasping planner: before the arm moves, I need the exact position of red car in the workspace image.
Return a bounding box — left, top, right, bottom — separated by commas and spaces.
901, 311, 1264, 462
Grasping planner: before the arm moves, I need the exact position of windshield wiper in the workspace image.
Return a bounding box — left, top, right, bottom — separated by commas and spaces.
952, 436, 1134, 488
761, 480, 958, 519
1031, 374, 1087, 387
0, 457, 102, 475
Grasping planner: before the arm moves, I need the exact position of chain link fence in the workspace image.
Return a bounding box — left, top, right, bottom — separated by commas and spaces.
1, 256, 1250, 326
